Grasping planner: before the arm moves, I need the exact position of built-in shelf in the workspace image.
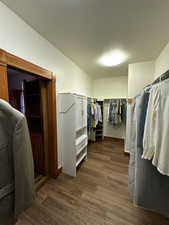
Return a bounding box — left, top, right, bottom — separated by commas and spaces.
76, 144, 87, 156
75, 134, 87, 146
76, 125, 87, 133
58, 93, 88, 177
96, 129, 103, 132
96, 134, 103, 137
26, 93, 40, 97
76, 151, 87, 167
95, 101, 104, 141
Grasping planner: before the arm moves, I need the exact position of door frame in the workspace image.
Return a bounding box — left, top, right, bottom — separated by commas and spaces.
0, 49, 58, 178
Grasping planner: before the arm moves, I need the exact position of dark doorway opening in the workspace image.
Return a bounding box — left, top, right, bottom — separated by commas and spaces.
7, 67, 48, 182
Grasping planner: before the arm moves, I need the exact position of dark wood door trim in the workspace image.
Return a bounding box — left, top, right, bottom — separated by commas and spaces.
0, 49, 52, 79
47, 75, 58, 177
0, 48, 58, 178
0, 64, 9, 101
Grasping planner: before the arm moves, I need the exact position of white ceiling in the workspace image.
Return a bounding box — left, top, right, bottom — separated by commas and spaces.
2, 0, 169, 78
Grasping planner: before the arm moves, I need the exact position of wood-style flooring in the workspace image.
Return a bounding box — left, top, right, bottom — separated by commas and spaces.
17, 140, 169, 225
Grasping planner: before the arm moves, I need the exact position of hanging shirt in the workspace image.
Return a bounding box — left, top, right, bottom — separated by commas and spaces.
108, 100, 120, 125
121, 101, 127, 123
125, 100, 136, 153
108, 102, 117, 125
87, 103, 92, 130
95, 103, 102, 125
91, 103, 97, 128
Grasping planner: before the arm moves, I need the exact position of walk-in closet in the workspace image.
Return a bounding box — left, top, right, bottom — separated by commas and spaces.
1, 1, 169, 225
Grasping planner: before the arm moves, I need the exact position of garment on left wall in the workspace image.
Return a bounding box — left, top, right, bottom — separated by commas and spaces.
87, 102, 102, 129
96, 103, 102, 125
0, 99, 34, 225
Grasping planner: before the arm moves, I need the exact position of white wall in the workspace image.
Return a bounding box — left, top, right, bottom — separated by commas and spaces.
0, 2, 92, 168
0, 2, 92, 96
93, 76, 128, 100
128, 42, 169, 96
128, 41, 169, 95
128, 61, 155, 97
93, 76, 128, 139
155, 42, 169, 79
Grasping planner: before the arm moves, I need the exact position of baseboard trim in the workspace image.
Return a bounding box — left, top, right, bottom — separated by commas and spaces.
104, 136, 125, 144
35, 176, 49, 191
124, 152, 130, 156
34, 168, 63, 191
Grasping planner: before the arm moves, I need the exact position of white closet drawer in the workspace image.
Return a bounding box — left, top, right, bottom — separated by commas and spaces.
75, 135, 88, 155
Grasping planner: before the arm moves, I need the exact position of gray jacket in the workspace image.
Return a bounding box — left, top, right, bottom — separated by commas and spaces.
0, 99, 34, 225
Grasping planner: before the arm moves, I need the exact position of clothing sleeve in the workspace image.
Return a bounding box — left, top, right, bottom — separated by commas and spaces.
13, 116, 34, 217
91, 104, 94, 115
125, 103, 132, 153
142, 87, 159, 160
107, 104, 110, 121
142, 91, 154, 159
98, 105, 102, 122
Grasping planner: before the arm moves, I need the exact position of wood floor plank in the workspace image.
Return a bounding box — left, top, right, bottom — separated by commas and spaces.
16, 140, 169, 225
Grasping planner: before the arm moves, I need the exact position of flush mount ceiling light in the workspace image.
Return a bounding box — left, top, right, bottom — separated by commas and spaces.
98, 50, 127, 67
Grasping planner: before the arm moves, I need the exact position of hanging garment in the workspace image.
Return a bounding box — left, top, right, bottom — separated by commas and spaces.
127, 96, 138, 200
142, 85, 160, 161
117, 100, 122, 124
107, 102, 112, 122
107, 99, 126, 126
128, 90, 169, 218
143, 79, 169, 176
125, 100, 137, 153
87, 103, 92, 130
121, 101, 127, 123
108, 102, 118, 125
0, 99, 34, 225
96, 103, 102, 125
92, 103, 97, 128
87, 101, 96, 129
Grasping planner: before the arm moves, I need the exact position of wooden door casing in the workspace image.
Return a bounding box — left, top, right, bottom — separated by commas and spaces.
0, 49, 58, 178
0, 64, 9, 101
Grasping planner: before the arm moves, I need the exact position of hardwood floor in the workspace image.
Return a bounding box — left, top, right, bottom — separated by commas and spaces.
17, 140, 169, 225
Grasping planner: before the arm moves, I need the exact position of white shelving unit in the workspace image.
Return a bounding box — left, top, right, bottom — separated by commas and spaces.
58, 93, 88, 177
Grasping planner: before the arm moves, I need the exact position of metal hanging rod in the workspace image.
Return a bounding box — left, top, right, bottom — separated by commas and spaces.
104, 98, 127, 103
152, 69, 169, 85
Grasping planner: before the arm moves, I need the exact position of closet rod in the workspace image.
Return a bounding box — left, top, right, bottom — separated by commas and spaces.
104, 98, 126, 100
152, 69, 169, 85
104, 98, 127, 103
87, 97, 97, 102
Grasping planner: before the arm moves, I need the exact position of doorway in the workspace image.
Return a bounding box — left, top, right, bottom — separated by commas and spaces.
7, 67, 49, 182
0, 49, 58, 182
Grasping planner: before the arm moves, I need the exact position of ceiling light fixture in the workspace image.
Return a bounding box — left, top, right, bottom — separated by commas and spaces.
98, 50, 127, 67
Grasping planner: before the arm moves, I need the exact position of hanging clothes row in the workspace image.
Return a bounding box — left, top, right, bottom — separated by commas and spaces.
142, 80, 169, 175
87, 98, 102, 129
104, 98, 127, 126
87, 98, 103, 142
126, 70, 169, 218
